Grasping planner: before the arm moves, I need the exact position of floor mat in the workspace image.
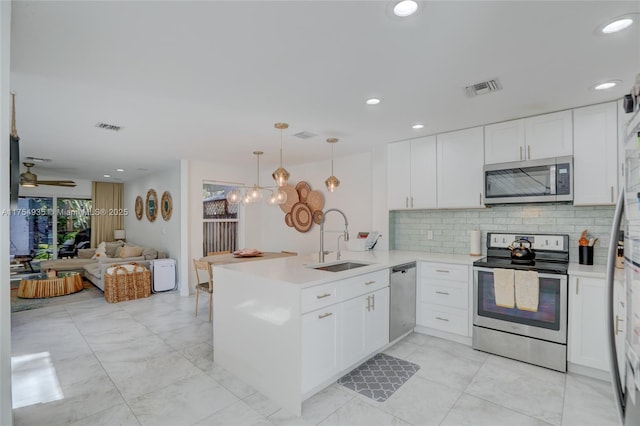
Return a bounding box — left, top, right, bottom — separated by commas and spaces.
337, 353, 420, 402
10, 278, 103, 313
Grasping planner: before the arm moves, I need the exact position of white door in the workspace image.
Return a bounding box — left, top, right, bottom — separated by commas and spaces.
524, 110, 573, 160
573, 102, 618, 205
342, 294, 367, 368
568, 276, 609, 371
437, 126, 485, 208
364, 287, 390, 353
484, 119, 525, 164
301, 305, 341, 393
387, 141, 411, 209
410, 136, 437, 209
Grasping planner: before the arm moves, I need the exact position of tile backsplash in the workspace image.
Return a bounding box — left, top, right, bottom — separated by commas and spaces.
389, 204, 616, 265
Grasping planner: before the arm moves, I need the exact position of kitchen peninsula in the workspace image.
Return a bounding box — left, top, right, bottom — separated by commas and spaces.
213, 250, 481, 415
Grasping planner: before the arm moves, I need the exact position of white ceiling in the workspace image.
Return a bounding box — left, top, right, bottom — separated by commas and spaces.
10, 0, 640, 183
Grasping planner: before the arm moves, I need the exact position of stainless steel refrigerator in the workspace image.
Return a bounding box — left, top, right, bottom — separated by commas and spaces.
607, 107, 640, 425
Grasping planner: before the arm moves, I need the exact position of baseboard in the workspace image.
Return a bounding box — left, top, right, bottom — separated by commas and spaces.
567, 362, 611, 382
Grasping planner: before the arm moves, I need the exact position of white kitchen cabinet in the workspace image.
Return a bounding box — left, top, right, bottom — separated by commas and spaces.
484, 110, 572, 164
484, 119, 526, 164
436, 126, 485, 208
417, 261, 470, 337
568, 275, 609, 371
387, 136, 437, 209
573, 102, 618, 205
342, 287, 389, 368
301, 304, 341, 393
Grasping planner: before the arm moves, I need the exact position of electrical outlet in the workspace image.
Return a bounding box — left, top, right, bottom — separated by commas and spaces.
427, 230, 434, 240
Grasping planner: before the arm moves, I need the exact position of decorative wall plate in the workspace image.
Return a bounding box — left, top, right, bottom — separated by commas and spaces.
291, 202, 312, 233
135, 196, 143, 220
146, 189, 158, 222
161, 191, 173, 221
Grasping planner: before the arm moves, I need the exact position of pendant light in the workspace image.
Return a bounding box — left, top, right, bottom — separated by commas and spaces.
272, 122, 290, 186
325, 138, 340, 192
226, 151, 288, 206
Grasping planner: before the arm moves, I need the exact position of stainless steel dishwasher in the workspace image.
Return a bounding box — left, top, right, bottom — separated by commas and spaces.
389, 262, 416, 342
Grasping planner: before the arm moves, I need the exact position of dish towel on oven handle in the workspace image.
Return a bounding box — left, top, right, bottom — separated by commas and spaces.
514, 270, 539, 312
493, 268, 515, 308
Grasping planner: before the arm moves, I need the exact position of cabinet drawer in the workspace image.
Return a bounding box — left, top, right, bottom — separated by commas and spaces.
301, 281, 341, 314
342, 270, 389, 301
422, 283, 468, 309
420, 263, 468, 283
419, 303, 469, 336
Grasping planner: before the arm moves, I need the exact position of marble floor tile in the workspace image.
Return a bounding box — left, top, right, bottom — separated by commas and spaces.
68, 403, 141, 426
465, 355, 566, 426
193, 400, 273, 426
269, 384, 354, 426
440, 393, 552, 426
318, 397, 410, 426
244, 391, 283, 418
129, 371, 238, 426
401, 332, 430, 346
136, 307, 207, 334
159, 321, 213, 351
101, 350, 201, 401
423, 334, 489, 364
405, 344, 484, 390
91, 333, 176, 364
561, 374, 619, 426
206, 363, 258, 399
183, 342, 214, 371
373, 375, 461, 426
72, 309, 139, 336
383, 339, 421, 360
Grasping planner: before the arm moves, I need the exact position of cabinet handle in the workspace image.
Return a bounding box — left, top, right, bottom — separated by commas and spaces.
318, 312, 333, 319
436, 269, 450, 273
435, 291, 450, 295
616, 315, 624, 335
436, 316, 449, 322
520, 146, 523, 161
576, 278, 579, 295
611, 186, 614, 203
405, 197, 409, 208
371, 293, 375, 310
316, 293, 331, 299
366, 295, 372, 311
365, 280, 376, 286
479, 192, 482, 205
411, 197, 414, 208
527, 145, 531, 159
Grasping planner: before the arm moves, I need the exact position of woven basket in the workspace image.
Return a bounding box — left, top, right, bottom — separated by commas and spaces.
104, 263, 151, 303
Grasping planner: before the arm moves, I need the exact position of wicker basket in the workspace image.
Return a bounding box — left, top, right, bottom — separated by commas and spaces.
104, 263, 151, 303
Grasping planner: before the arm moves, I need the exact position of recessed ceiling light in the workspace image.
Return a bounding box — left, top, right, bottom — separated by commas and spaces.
393, 0, 418, 17
593, 80, 620, 90
602, 18, 634, 34
103, 174, 111, 178
412, 124, 424, 129
366, 98, 381, 105
116, 168, 125, 172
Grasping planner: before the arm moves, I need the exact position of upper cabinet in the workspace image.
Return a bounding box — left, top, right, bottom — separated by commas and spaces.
387, 136, 437, 210
485, 110, 573, 164
573, 102, 618, 205
437, 126, 485, 208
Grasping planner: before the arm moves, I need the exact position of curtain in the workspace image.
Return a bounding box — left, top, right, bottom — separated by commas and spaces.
90, 182, 124, 247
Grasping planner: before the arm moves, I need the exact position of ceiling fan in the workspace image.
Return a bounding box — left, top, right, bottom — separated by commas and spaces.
20, 162, 76, 188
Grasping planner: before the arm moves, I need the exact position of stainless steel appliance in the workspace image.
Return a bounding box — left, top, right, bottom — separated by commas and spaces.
483, 156, 573, 205
390, 262, 416, 342
473, 232, 569, 372
605, 108, 640, 425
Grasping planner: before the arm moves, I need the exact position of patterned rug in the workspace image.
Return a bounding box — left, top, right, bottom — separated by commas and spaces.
337, 353, 420, 402
10, 275, 103, 313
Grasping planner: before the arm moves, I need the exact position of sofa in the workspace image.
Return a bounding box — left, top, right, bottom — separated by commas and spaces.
40, 241, 166, 291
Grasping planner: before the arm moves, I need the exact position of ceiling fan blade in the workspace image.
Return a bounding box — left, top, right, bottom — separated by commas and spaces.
36, 180, 77, 187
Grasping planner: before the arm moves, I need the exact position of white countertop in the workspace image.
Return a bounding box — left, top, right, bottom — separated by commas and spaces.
568, 262, 624, 281
215, 250, 483, 288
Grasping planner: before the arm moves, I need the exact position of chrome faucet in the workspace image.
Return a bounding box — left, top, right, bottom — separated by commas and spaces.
319, 208, 349, 263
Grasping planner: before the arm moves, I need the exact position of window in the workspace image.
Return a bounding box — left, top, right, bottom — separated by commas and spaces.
202, 183, 239, 256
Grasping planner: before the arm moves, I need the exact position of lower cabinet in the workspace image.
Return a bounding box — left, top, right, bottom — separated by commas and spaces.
301, 272, 390, 394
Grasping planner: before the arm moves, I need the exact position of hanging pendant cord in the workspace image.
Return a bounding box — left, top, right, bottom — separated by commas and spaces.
331, 143, 334, 175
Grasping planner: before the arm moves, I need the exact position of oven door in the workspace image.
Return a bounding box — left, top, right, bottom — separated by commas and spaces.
473, 267, 567, 344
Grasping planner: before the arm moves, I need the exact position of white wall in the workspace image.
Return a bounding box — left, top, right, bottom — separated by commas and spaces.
123, 162, 182, 290
258, 152, 374, 255
1, 0, 13, 423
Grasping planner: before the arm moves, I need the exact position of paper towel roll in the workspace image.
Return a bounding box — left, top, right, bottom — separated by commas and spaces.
470, 230, 482, 256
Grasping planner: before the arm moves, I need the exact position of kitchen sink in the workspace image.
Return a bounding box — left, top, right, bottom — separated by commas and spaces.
311, 261, 369, 272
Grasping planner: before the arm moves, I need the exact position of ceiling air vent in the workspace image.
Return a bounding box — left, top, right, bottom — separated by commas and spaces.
95, 122, 122, 131
465, 79, 502, 97
293, 131, 317, 140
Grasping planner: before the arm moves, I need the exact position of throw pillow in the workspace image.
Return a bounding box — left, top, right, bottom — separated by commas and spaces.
105, 241, 124, 257
119, 245, 144, 258
92, 242, 107, 259
78, 249, 95, 259
142, 247, 158, 260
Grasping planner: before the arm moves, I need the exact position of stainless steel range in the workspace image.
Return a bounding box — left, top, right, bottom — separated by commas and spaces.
472, 232, 569, 372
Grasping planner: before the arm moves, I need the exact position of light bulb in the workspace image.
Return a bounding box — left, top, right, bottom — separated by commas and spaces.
226, 189, 242, 205
272, 167, 290, 187
250, 186, 262, 202
325, 175, 340, 193
276, 188, 288, 204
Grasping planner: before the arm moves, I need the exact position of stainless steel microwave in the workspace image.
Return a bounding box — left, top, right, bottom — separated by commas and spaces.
483, 156, 573, 205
